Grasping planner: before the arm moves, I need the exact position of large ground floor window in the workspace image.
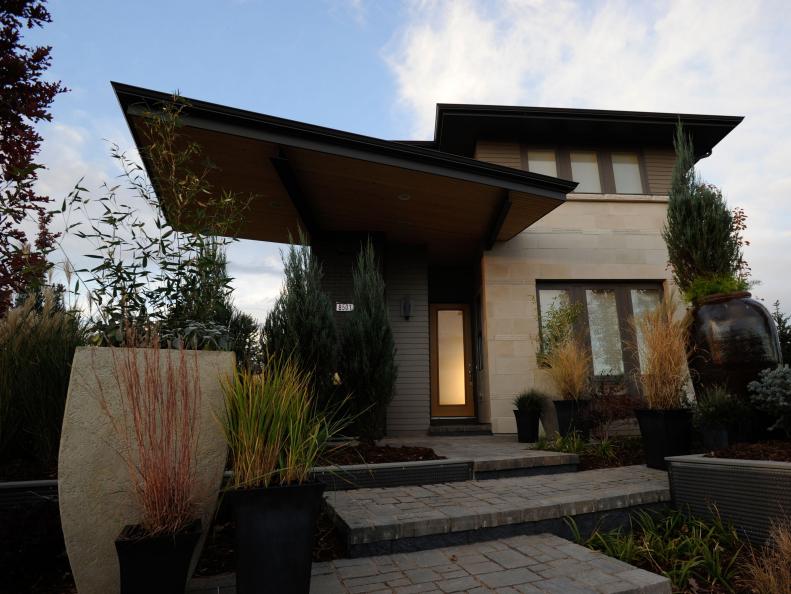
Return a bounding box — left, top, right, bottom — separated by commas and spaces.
537, 281, 663, 384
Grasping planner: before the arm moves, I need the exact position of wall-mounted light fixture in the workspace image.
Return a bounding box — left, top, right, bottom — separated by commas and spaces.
401, 296, 412, 320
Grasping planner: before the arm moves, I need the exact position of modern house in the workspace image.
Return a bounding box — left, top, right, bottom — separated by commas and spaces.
113, 83, 741, 436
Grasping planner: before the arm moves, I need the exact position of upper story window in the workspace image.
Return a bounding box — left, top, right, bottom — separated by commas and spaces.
612, 153, 643, 194
570, 151, 601, 193
526, 150, 557, 177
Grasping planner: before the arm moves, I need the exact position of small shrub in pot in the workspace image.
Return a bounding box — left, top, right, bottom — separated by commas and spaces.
513, 390, 546, 443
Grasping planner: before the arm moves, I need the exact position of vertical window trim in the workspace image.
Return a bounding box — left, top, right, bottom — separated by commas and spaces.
536, 281, 664, 388
518, 145, 650, 195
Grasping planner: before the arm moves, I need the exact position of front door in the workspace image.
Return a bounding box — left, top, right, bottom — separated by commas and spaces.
430, 304, 474, 417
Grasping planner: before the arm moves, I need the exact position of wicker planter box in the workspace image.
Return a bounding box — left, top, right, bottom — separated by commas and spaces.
667, 454, 791, 545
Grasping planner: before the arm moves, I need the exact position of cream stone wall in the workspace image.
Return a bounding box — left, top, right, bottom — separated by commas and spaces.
59, 347, 234, 594
479, 196, 674, 434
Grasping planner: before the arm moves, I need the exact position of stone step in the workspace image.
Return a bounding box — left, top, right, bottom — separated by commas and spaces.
188, 533, 670, 594
325, 466, 670, 557
429, 422, 492, 436
378, 436, 579, 481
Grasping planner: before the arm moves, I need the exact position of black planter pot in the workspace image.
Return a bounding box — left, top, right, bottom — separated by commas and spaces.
513, 409, 541, 443
689, 292, 782, 402
635, 408, 693, 470
701, 424, 730, 451
115, 519, 201, 594
233, 481, 325, 594
553, 400, 590, 438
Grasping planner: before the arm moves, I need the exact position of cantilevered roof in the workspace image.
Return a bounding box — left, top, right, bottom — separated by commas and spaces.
431, 104, 743, 160
112, 83, 576, 264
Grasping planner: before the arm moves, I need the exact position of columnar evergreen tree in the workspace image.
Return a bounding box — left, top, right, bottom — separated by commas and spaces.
340, 239, 397, 440
661, 122, 748, 301
262, 238, 338, 410
772, 301, 791, 364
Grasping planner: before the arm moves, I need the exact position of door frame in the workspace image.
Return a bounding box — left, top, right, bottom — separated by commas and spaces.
429, 303, 475, 418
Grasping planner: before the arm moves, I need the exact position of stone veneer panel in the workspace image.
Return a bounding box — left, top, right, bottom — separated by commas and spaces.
58, 347, 234, 594
480, 198, 674, 434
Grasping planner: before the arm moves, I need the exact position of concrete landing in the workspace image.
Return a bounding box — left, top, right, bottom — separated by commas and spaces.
378, 435, 578, 479
188, 533, 670, 593
325, 466, 670, 557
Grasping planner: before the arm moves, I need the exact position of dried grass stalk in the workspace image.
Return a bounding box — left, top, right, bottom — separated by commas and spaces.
744, 520, 791, 592
543, 337, 591, 401
631, 296, 690, 410
100, 334, 200, 535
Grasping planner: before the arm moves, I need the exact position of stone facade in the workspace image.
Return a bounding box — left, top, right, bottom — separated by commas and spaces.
479, 196, 674, 434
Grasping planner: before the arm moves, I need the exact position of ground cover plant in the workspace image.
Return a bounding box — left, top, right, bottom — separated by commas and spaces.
569, 508, 747, 593
534, 433, 645, 470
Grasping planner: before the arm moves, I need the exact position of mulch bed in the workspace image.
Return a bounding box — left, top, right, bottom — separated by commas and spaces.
577, 437, 646, 471
706, 439, 791, 463
318, 442, 444, 466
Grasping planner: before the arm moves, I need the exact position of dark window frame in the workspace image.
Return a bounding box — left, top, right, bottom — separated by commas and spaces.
521, 145, 650, 195
536, 281, 664, 391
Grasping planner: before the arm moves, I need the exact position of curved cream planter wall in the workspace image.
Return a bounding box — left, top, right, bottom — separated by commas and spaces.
58, 346, 233, 594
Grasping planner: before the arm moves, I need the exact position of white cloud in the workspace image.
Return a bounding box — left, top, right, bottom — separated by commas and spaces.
386, 0, 791, 306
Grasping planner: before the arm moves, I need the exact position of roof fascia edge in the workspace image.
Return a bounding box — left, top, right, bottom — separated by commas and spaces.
119, 96, 572, 201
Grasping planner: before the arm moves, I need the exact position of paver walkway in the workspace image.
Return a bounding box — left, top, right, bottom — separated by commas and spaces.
326, 466, 669, 555
378, 436, 577, 474
188, 533, 670, 593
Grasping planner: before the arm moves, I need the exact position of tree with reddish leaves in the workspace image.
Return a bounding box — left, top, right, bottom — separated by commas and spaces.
0, 0, 66, 314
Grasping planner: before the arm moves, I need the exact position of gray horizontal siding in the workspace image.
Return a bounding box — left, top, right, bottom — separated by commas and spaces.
385, 245, 430, 435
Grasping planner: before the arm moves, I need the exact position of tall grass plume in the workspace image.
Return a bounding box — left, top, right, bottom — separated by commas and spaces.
100, 334, 200, 535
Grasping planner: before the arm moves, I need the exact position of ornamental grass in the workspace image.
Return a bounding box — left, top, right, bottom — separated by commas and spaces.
632, 296, 690, 410
543, 337, 591, 401
744, 520, 791, 593
0, 290, 86, 473
101, 336, 200, 536
222, 354, 347, 490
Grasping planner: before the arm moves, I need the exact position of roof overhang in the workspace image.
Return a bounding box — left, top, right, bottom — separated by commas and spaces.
112, 83, 576, 264
433, 104, 743, 160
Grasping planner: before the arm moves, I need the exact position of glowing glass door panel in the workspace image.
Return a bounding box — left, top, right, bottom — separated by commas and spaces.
431, 304, 474, 417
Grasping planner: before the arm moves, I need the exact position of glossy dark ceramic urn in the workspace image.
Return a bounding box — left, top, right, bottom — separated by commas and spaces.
688, 292, 782, 401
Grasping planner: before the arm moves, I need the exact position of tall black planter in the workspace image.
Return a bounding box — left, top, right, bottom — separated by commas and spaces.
234, 481, 325, 594
689, 292, 782, 402
513, 409, 540, 443
553, 400, 590, 438
115, 519, 201, 594
635, 409, 692, 470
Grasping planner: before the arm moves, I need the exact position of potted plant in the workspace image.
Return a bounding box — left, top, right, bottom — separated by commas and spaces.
102, 338, 204, 594
693, 385, 750, 450
513, 390, 546, 442
632, 297, 693, 469
222, 355, 346, 594
544, 336, 592, 438
662, 123, 781, 403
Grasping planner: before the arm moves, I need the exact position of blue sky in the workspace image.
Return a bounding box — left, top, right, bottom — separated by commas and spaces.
30, 0, 791, 319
